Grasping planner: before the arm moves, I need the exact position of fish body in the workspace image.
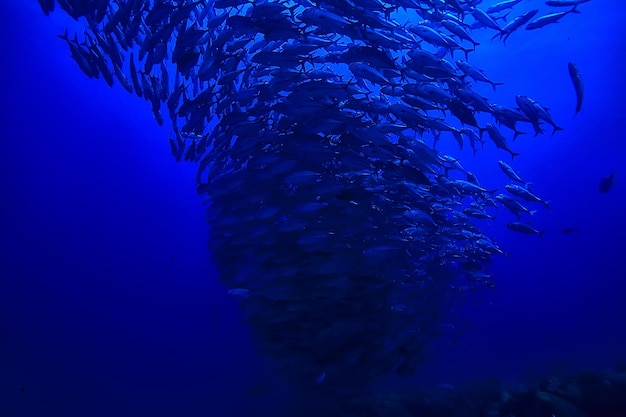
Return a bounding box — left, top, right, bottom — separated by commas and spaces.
599, 173, 616, 193
545, 0, 591, 6
456, 60, 504, 90
525, 8, 580, 30
487, 0, 523, 13
507, 222, 545, 237
450, 179, 494, 196
515, 95, 563, 135
497, 9, 538, 42
505, 184, 550, 208
441, 19, 479, 46
568, 62, 584, 115
470, 7, 503, 32
498, 161, 527, 185
496, 194, 536, 218
482, 124, 520, 159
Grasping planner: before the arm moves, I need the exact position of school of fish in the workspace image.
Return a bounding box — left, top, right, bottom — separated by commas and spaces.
36, 0, 590, 388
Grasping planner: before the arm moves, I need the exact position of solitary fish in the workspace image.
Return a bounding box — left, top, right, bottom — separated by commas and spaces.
507, 222, 545, 238
599, 172, 616, 193
568, 62, 583, 116
545, 0, 591, 6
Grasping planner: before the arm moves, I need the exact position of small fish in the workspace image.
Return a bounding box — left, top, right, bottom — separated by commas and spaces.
525, 8, 580, 30
496, 194, 537, 218
505, 184, 551, 209
568, 62, 583, 116
599, 172, 616, 193
545, 0, 591, 6
481, 124, 520, 160
561, 227, 580, 234
498, 160, 527, 185
507, 222, 545, 237
487, 0, 523, 14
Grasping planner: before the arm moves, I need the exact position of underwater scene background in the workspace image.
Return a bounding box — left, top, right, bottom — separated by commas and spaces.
1, 0, 626, 416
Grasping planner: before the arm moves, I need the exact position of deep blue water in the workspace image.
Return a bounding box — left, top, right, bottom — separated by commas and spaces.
1, 1, 625, 416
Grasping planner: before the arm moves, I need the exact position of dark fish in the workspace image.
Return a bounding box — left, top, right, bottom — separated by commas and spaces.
568, 62, 583, 116
481, 124, 520, 160
505, 184, 551, 208
516, 95, 563, 136
599, 172, 616, 193
545, 0, 591, 6
497, 160, 528, 185
507, 222, 545, 237
561, 227, 580, 234
496, 194, 537, 218
487, 0, 523, 14
495, 10, 538, 43
525, 8, 580, 30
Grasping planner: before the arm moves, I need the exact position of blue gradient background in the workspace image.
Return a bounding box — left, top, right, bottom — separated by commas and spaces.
1, 1, 625, 416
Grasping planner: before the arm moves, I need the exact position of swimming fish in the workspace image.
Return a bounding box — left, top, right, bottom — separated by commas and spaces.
599, 173, 616, 193
568, 62, 584, 116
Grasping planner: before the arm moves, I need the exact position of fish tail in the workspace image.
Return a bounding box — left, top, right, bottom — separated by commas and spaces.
491, 81, 505, 91
551, 125, 564, 136
513, 129, 527, 141
57, 28, 69, 41
511, 151, 520, 160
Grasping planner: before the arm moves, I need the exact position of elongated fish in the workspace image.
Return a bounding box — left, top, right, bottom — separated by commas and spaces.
568, 62, 583, 116
498, 160, 527, 185
525, 8, 580, 30
545, 0, 591, 6
507, 222, 545, 238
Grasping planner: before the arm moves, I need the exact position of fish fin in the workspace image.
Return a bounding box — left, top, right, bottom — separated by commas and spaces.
551, 125, 564, 136
543, 200, 551, 210
570, 5, 580, 13
539, 230, 546, 239
529, 210, 538, 216
511, 152, 520, 160
512, 129, 527, 140
57, 28, 69, 41
491, 81, 505, 91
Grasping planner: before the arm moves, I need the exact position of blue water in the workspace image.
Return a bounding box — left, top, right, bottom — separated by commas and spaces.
1, 1, 625, 416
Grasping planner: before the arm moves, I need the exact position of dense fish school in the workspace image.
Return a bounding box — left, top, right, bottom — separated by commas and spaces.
37, 0, 587, 392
